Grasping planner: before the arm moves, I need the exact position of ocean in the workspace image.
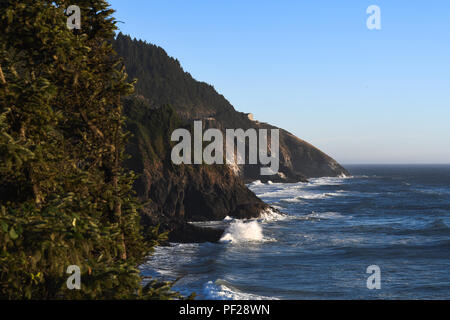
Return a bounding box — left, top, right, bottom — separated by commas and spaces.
139, 165, 450, 299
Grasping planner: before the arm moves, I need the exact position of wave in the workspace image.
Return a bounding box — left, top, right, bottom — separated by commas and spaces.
397, 219, 450, 236
281, 197, 303, 203
203, 279, 276, 300
248, 175, 355, 189
220, 220, 264, 243
251, 180, 356, 201
280, 190, 349, 202
298, 211, 347, 220
258, 208, 287, 222
299, 192, 340, 200
248, 180, 264, 187
219, 208, 285, 243
343, 219, 450, 237
412, 187, 450, 196
192, 207, 287, 233
308, 176, 350, 186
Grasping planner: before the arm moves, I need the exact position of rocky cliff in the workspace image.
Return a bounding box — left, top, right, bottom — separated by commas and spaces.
116, 34, 349, 242
123, 96, 269, 242
114, 33, 349, 183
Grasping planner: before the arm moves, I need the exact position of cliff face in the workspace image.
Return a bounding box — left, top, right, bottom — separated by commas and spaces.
116, 34, 348, 242
123, 97, 268, 242
200, 113, 347, 182
114, 34, 348, 182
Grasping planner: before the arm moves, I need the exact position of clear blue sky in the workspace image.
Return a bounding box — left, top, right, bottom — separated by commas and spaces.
109, 0, 450, 164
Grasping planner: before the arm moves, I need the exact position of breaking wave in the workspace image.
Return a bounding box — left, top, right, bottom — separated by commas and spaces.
220, 220, 264, 243
140, 166, 450, 299
299, 211, 348, 220
258, 208, 287, 222
203, 279, 276, 300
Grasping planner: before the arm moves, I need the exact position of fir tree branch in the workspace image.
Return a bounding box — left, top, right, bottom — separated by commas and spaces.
0, 65, 6, 85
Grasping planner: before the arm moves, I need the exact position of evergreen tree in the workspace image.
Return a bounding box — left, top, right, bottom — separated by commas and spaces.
113, 33, 237, 120
0, 0, 179, 299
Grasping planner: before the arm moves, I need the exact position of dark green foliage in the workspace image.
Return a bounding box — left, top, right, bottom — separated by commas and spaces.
124, 96, 182, 164
0, 0, 179, 299
113, 33, 257, 133
114, 33, 236, 120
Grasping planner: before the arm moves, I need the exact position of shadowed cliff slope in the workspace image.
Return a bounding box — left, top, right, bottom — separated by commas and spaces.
123, 96, 269, 242
114, 33, 348, 182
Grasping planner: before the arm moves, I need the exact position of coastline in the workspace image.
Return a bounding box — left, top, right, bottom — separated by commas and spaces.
141, 166, 450, 299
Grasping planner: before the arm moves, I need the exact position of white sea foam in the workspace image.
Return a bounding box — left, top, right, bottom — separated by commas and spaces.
203, 280, 276, 300
300, 211, 347, 220
330, 236, 364, 245
220, 220, 264, 243
297, 193, 328, 200
248, 180, 263, 187
280, 190, 348, 202
139, 243, 201, 279
258, 208, 287, 222
256, 186, 305, 199
281, 197, 303, 203
307, 176, 354, 187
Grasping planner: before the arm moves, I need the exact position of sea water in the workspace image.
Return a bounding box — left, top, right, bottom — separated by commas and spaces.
139, 165, 450, 299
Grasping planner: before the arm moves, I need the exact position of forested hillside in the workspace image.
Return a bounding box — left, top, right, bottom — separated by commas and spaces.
113, 33, 348, 181
114, 34, 235, 119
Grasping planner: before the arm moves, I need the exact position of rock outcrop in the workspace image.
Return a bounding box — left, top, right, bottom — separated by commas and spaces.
114, 34, 349, 183
114, 34, 349, 242
124, 97, 269, 242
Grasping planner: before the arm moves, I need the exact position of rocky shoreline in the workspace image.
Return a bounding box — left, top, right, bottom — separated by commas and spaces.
124, 98, 274, 243
116, 34, 348, 243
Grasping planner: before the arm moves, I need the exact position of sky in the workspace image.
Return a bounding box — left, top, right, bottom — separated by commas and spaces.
109, 0, 450, 164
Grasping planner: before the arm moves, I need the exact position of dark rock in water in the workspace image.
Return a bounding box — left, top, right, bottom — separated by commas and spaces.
124, 97, 269, 242
167, 223, 224, 243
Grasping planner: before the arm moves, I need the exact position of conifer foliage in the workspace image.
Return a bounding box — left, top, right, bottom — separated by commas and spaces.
0, 0, 178, 299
